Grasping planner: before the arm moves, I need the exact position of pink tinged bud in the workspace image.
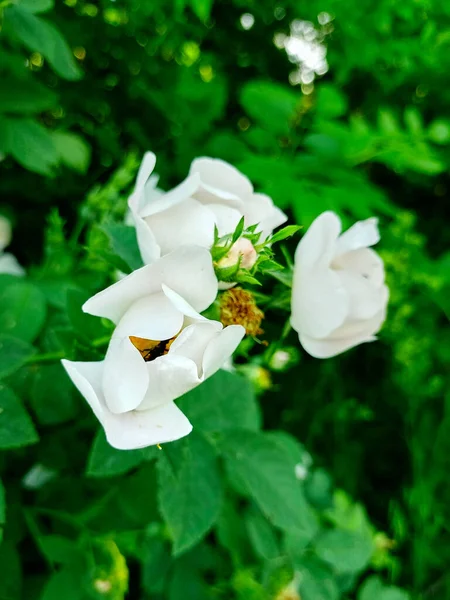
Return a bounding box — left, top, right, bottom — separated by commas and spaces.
218, 238, 258, 270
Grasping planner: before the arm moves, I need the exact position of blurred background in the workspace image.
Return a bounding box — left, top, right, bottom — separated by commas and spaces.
0, 0, 449, 598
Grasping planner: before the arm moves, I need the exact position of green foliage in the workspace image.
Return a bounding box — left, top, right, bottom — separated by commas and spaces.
1, 0, 449, 597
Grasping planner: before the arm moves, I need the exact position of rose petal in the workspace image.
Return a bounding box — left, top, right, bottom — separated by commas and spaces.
61, 359, 192, 449
145, 198, 215, 254
115, 292, 184, 340
291, 268, 349, 339
0, 253, 25, 276
244, 192, 287, 241
334, 217, 380, 256
202, 324, 245, 378
170, 321, 223, 376
139, 173, 201, 218
190, 157, 252, 205
294, 211, 342, 269
206, 203, 243, 237
138, 353, 201, 411
83, 246, 218, 322
102, 336, 150, 414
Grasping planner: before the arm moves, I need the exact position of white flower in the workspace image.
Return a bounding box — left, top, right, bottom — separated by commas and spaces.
291, 211, 389, 358
62, 246, 245, 449
128, 152, 287, 265
0, 215, 25, 276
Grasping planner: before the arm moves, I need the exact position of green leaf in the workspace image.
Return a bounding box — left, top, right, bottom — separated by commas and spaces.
245, 506, 280, 560
359, 576, 411, 600
189, 0, 214, 21
315, 84, 348, 119
266, 225, 301, 245
231, 216, 245, 244
315, 529, 374, 573
4, 6, 82, 81
66, 288, 105, 342
0, 543, 22, 600
181, 370, 260, 432
30, 363, 78, 425
0, 335, 35, 379
0, 278, 46, 342
0, 478, 5, 544
20, 0, 54, 13
240, 80, 299, 135
169, 560, 209, 600
0, 76, 58, 113
158, 433, 223, 555
221, 431, 318, 536
52, 131, 91, 174
101, 222, 144, 272
86, 429, 150, 478
0, 383, 38, 449
297, 557, 340, 600
0, 116, 58, 176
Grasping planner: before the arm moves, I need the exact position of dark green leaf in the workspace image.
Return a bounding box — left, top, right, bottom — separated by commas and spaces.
221, 431, 318, 536
180, 370, 261, 433
101, 222, 144, 272
4, 6, 82, 81
30, 363, 78, 425
53, 131, 91, 174
240, 80, 299, 135
0, 76, 57, 113
0, 278, 47, 342
315, 529, 374, 573
158, 433, 222, 555
0, 383, 38, 449
20, 0, 54, 13
245, 506, 280, 560
0, 478, 5, 544
86, 429, 149, 478
0, 334, 35, 379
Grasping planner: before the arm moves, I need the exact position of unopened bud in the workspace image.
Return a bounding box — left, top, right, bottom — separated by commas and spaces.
217, 238, 258, 271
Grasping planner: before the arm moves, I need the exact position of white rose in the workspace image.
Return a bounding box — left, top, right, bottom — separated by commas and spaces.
128, 152, 287, 265
291, 211, 389, 358
62, 246, 245, 449
0, 215, 25, 276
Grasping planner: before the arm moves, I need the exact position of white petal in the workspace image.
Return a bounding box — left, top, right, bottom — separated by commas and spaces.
337, 270, 386, 320
139, 173, 201, 218
161, 284, 206, 321
83, 246, 218, 322
299, 304, 387, 358
294, 211, 342, 269
131, 211, 161, 265
170, 321, 223, 376
190, 157, 252, 205
115, 292, 183, 340
202, 324, 245, 378
333, 247, 385, 285
0, 253, 25, 276
244, 193, 288, 241
104, 401, 192, 450
145, 198, 215, 254
102, 336, 150, 414
133, 152, 157, 195
61, 359, 192, 450
138, 354, 201, 411
334, 217, 380, 256
61, 359, 105, 423
291, 267, 349, 339
206, 203, 243, 237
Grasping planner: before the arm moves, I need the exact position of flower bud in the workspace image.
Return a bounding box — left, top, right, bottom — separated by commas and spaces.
217, 237, 258, 271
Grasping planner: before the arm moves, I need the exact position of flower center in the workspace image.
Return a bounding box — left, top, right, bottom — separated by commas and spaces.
129, 335, 176, 362
219, 287, 264, 337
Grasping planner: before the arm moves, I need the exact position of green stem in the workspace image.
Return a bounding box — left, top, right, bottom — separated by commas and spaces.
26, 335, 111, 365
